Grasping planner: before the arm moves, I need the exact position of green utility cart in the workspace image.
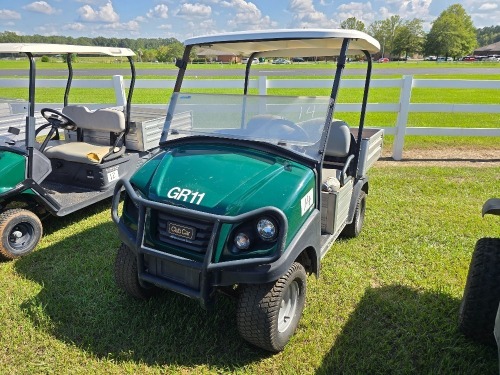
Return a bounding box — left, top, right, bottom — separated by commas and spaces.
0, 44, 162, 260
112, 29, 384, 352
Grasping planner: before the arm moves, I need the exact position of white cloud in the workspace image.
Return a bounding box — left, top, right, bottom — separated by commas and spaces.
147, 4, 169, 19
336, 2, 374, 25
478, 3, 498, 11
158, 24, 172, 30
0, 9, 21, 19
396, 0, 432, 19
62, 22, 86, 31
78, 1, 119, 23
101, 20, 139, 31
219, 0, 277, 30
288, 0, 333, 28
23, 1, 59, 15
177, 3, 212, 18
135, 16, 146, 22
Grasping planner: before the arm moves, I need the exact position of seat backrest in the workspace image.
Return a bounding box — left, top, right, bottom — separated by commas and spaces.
325, 120, 351, 158
62, 105, 125, 133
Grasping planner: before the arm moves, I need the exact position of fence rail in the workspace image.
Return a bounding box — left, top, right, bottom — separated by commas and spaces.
0, 75, 498, 160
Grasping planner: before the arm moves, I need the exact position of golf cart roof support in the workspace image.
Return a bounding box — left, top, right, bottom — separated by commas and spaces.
173, 46, 193, 93
243, 52, 259, 95
161, 46, 192, 143
125, 56, 136, 134
26, 52, 36, 179
317, 38, 350, 159
353, 50, 373, 174
64, 53, 73, 107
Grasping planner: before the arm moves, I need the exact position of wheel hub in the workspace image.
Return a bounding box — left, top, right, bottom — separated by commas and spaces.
278, 280, 299, 333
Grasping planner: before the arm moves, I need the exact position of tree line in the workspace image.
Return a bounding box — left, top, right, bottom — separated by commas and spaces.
0, 4, 496, 61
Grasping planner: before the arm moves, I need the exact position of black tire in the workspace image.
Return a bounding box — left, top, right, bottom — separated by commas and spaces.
0, 209, 43, 260
459, 237, 500, 346
237, 262, 306, 352
341, 191, 366, 238
114, 243, 158, 299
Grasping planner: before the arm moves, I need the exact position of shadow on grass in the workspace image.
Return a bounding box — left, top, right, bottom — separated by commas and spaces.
316, 285, 497, 374
15, 220, 267, 368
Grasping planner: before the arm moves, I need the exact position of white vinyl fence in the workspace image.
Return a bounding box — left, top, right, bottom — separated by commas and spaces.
0, 75, 499, 160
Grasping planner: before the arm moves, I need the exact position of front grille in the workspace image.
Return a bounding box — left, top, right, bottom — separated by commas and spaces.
155, 211, 214, 253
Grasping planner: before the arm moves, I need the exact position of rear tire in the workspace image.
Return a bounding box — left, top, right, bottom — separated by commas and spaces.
459, 237, 500, 346
114, 243, 158, 299
237, 262, 306, 352
0, 209, 42, 260
341, 191, 366, 238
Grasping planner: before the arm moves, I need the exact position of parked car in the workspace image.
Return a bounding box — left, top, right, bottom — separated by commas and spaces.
272, 58, 291, 64
111, 29, 383, 353
291, 57, 305, 62
242, 57, 259, 64
462, 56, 476, 61
0, 43, 161, 260
437, 57, 453, 62
459, 198, 500, 346
424, 56, 437, 61
377, 57, 389, 63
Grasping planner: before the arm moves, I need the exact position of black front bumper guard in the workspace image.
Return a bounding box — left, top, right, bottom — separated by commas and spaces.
111, 179, 289, 307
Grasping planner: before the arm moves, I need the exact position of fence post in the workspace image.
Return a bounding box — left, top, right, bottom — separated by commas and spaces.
258, 76, 267, 95
392, 75, 413, 160
112, 75, 126, 107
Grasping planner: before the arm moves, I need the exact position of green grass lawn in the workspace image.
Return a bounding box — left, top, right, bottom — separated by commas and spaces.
1, 165, 498, 374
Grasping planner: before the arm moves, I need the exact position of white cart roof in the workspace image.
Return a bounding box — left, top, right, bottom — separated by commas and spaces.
0, 43, 134, 57
184, 29, 380, 57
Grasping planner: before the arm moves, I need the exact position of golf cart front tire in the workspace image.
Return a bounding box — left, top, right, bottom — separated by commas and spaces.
114, 243, 158, 299
0, 208, 42, 260
237, 261, 307, 352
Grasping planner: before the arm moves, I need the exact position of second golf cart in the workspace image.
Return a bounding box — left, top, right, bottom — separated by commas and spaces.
0, 44, 163, 260
112, 29, 384, 352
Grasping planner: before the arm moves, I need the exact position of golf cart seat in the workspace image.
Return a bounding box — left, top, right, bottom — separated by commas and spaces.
246, 114, 305, 141
322, 120, 355, 187
43, 105, 126, 165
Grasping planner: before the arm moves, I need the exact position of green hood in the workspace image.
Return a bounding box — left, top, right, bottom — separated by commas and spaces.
131, 143, 315, 219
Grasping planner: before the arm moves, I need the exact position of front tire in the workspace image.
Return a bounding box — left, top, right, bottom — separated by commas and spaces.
459, 237, 500, 346
237, 262, 307, 352
0, 209, 43, 260
114, 243, 158, 299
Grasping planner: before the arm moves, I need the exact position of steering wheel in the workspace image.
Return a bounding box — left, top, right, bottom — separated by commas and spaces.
38, 108, 77, 153
41, 108, 77, 131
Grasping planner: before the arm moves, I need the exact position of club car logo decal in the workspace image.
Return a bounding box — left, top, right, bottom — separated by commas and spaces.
300, 188, 314, 216
168, 222, 196, 241
167, 187, 205, 205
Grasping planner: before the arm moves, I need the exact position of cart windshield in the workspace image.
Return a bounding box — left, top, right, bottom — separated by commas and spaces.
164, 92, 330, 160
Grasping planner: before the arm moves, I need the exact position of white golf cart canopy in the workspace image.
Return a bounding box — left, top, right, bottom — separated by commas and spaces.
184, 29, 380, 57
0, 43, 135, 57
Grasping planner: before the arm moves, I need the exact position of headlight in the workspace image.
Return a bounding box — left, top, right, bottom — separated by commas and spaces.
256, 218, 277, 241
234, 232, 251, 250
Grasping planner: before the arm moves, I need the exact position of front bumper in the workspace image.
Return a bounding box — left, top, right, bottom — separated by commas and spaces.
112, 179, 293, 307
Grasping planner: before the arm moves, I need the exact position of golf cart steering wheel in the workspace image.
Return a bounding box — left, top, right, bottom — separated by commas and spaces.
41, 108, 77, 131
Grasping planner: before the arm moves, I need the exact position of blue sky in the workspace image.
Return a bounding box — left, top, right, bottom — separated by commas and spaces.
0, 0, 498, 42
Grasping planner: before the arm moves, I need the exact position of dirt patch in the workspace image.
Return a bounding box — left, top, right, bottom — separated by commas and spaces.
377, 148, 500, 167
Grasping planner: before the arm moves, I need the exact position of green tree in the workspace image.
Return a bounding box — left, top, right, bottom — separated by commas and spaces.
425, 4, 476, 59
340, 17, 366, 32
477, 25, 500, 46
392, 19, 425, 59
368, 15, 404, 57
